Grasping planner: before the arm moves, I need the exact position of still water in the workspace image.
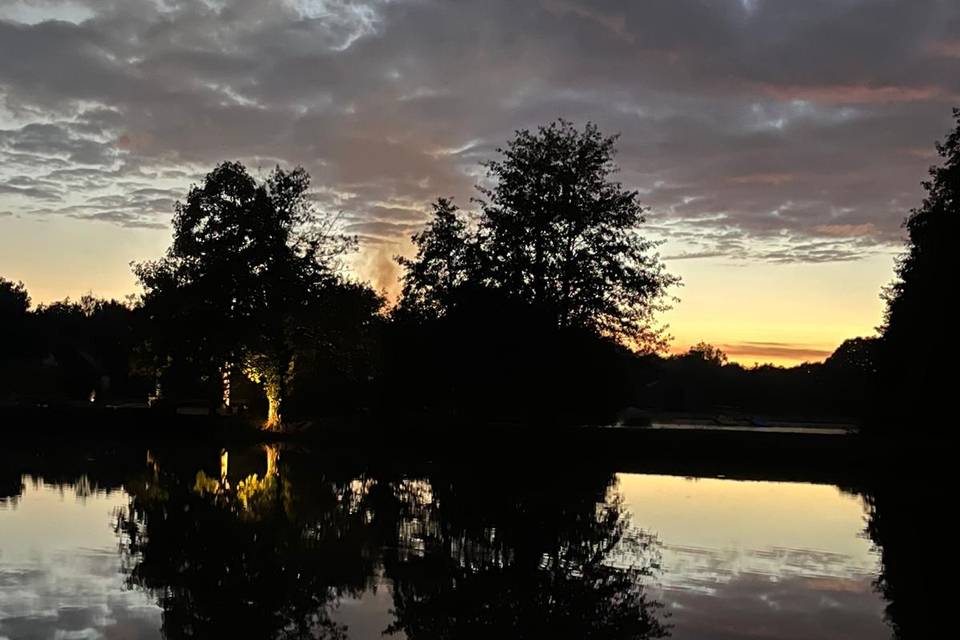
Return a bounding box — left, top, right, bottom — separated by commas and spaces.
0, 445, 893, 639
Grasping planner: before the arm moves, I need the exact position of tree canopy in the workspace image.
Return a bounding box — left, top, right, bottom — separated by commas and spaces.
0, 277, 30, 318
397, 120, 679, 351
877, 108, 959, 426
135, 161, 374, 428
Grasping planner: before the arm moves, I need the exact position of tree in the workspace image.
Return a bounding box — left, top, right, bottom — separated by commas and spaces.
0, 277, 30, 318
878, 109, 959, 427
397, 120, 678, 351
135, 162, 360, 429
396, 198, 476, 319
1, 278, 31, 360
685, 342, 728, 366
824, 337, 877, 376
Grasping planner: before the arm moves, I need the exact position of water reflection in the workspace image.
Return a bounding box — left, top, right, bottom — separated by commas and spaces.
111, 446, 666, 639
116, 445, 376, 639
381, 468, 666, 639
0, 444, 913, 639
0, 477, 162, 640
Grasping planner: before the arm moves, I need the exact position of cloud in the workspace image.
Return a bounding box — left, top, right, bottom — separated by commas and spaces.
720, 341, 834, 362
1, 0, 958, 288
927, 40, 960, 59
813, 223, 877, 238
761, 83, 953, 105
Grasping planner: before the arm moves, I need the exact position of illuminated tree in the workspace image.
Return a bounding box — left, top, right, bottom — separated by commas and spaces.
135, 162, 362, 428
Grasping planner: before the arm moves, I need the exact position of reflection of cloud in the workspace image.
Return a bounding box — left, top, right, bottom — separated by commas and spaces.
0, 549, 162, 640
655, 570, 887, 640
652, 544, 887, 640
0, 478, 162, 639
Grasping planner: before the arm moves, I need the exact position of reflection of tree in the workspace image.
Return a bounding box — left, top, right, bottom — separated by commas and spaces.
115, 449, 668, 639
381, 468, 669, 639
115, 446, 375, 639
861, 477, 934, 640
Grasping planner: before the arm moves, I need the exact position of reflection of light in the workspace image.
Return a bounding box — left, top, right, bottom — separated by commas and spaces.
220, 449, 230, 490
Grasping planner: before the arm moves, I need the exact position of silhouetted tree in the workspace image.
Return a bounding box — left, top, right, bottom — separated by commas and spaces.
0, 277, 29, 318
824, 337, 878, 376
398, 120, 679, 351
284, 280, 386, 418
684, 342, 728, 366
877, 109, 959, 428
135, 162, 370, 428
395, 198, 477, 320
0, 277, 31, 361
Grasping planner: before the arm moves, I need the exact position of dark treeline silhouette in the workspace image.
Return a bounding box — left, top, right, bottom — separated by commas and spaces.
2, 113, 956, 431
629, 337, 878, 422
0, 283, 148, 404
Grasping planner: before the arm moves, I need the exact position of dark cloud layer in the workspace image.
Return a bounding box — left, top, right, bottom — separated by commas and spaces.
1, 0, 958, 289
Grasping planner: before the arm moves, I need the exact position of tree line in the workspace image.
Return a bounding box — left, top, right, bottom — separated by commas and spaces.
2, 112, 956, 432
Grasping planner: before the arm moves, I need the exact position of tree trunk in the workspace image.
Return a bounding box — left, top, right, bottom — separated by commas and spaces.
265, 385, 283, 430
266, 389, 283, 430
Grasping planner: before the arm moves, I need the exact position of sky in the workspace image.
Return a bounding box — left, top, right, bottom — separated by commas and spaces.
1, 0, 958, 366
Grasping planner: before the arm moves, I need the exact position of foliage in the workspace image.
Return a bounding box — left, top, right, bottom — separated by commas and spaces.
683, 342, 728, 366
397, 120, 679, 351
134, 161, 379, 426
0, 277, 30, 317
0, 277, 31, 362
396, 197, 476, 320
0, 283, 145, 402
877, 108, 959, 427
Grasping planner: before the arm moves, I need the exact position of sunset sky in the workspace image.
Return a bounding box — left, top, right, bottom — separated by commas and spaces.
2, 0, 958, 366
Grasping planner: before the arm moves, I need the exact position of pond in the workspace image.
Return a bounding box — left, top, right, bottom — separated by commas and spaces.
0, 443, 900, 639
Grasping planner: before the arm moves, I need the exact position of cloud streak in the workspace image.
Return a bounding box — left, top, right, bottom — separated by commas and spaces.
720, 342, 835, 363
